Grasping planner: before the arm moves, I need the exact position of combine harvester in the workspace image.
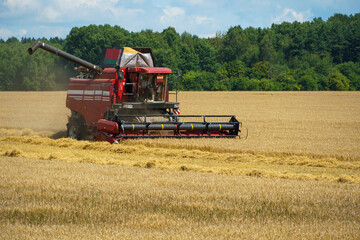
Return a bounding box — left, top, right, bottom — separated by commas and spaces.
28, 40, 245, 143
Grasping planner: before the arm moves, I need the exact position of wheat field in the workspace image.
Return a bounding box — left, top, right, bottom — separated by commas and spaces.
1, 91, 360, 157
1, 91, 360, 239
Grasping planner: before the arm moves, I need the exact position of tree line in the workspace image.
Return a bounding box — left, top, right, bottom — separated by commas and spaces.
0, 13, 359, 91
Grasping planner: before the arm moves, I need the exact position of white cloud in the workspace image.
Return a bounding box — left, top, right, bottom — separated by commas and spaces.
272, 8, 312, 24
0, 28, 28, 39
38, 26, 70, 38
163, 6, 185, 17
131, 0, 145, 3
194, 16, 212, 25
157, 5, 217, 35
3, 0, 40, 11
160, 6, 185, 25
51, 0, 100, 9
1, 0, 42, 17
1, 0, 143, 24
1, 0, 357, 40
199, 33, 216, 38
40, 6, 61, 22
0, 28, 13, 39
183, 0, 205, 5
159, 6, 213, 26
19, 29, 28, 36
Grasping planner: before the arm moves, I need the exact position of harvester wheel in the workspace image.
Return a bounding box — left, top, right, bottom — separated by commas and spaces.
67, 121, 83, 140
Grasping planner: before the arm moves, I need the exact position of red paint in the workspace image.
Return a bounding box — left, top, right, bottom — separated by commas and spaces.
127, 67, 172, 74
97, 119, 119, 133
66, 67, 173, 127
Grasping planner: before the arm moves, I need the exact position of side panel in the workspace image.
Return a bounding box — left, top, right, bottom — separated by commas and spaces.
66, 78, 115, 127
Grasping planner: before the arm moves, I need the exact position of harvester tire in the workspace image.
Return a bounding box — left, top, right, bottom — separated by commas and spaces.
67, 121, 83, 140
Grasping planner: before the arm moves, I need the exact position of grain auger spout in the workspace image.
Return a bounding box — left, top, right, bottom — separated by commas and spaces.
28, 40, 103, 74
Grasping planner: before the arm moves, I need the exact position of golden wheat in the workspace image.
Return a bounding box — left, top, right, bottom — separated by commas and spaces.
1, 91, 360, 182
0, 91, 69, 131
1, 157, 359, 239
1, 91, 360, 239
1, 91, 359, 157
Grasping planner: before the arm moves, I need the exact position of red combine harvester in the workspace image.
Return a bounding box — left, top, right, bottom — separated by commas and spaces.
28, 40, 244, 143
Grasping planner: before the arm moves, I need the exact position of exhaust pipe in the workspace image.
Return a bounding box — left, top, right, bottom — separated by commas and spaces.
28, 40, 102, 74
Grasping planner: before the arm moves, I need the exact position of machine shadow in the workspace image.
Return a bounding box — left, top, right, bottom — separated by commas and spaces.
50, 130, 93, 141
50, 130, 67, 139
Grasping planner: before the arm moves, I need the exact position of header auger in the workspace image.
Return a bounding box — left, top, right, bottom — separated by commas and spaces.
28, 40, 243, 143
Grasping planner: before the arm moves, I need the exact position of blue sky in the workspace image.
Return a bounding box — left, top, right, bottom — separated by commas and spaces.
0, 0, 359, 40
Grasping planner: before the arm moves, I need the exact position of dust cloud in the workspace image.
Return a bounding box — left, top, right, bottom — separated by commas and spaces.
0, 91, 69, 135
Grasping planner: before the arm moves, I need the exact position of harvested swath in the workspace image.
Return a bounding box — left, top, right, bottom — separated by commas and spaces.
1, 136, 359, 183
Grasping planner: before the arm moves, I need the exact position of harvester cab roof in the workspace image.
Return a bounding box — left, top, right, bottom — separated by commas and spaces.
100, 47, 156, 69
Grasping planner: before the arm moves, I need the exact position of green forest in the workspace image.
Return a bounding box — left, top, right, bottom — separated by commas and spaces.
0, 13, 359, 91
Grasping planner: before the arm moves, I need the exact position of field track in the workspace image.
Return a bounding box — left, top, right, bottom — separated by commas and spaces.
1, 91, 360, 239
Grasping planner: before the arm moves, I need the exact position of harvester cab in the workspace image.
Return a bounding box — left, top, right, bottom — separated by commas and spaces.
121, 67, 170, 103
98, 46, 172, 103
28, 40, 244, 143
